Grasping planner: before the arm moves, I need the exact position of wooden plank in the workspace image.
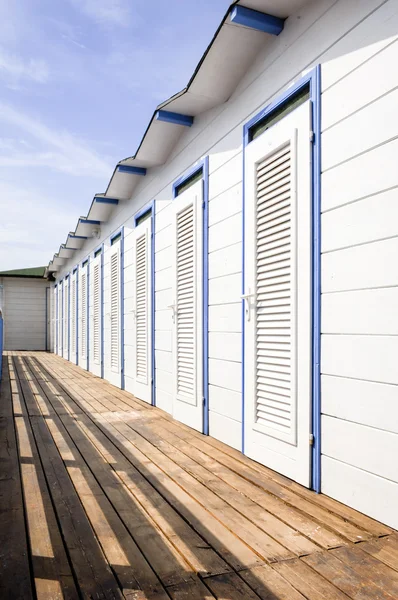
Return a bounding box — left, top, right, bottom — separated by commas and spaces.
273, 558, 350, 600
0, 362, 34, 600
152, 417, 346, 549
359, 536, 398, 572
302, 551, 396, 600
239, 564, 307, 600
204, 572, 261, 599
167, 579, 215, 599
13, 411, 78, 599
143, 417, 323, 555
331, 546, 398, 597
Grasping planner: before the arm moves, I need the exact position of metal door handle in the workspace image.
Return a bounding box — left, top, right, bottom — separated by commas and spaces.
168, 303, 176, 323
241, 292, 255, 322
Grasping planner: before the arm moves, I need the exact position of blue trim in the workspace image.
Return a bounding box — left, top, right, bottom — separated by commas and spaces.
311, 65, 322, 494
242, 67, 321, 491
172, 162, 205, 199
230, 6, 284, 35
55, 284, 58, 354
45, 287, 49, 352
171, 158, 209, 435
94, 247, 102, 258
100, 244, 104, 379
0, 316, 3, 382
155, 110, 194, 127
67, 273, 71, 361
110, 230, 122, 244
133, 200, 156, 405
82, 259, 88, 267
69, 234, 87, 240
134, 202, 153, 226
120, 228, 125, 390
79, 218, 101, 226
116, 165, 147, 176
87, 258, 90, 372
60, 279, 64, 353
94, 196, 119, 205
75, 265, 79, 365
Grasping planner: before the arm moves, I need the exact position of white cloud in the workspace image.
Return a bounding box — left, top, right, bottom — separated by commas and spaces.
0, 180, 74, 270
0, 48, 49, 86
69, 0, 132, 28
0, 103, 113, 178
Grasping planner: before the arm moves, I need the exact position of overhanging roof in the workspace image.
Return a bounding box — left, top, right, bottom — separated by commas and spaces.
47, 0, 310, 277
0, 266, 46, 279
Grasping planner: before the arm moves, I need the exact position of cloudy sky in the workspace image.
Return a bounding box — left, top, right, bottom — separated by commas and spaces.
0, 0, 229, 270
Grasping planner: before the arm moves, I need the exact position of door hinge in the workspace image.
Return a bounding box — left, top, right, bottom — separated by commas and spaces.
202, 397, 206, 407
309, 434, 314, 446
310, 130, 315, 143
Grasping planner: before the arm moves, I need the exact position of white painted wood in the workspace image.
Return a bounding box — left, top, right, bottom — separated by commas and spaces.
323, 86, 398, 171
323, 138, 398, 212
322, 415, 398, 483
155, 330, 172, 353
321, 0, 398, 91
208, 243, 242, 279
208, 332, 241, 362
208, 183, 242, 227
322, 288, 398, 335
2, 277, 47, 351
63, 276, 69, 360
171, 180, 203, 431
90, 252, 102, 378
208, 213, 242, 253
322, 335, 398, 385
209, 411, 241, 451
322, 456, 398, 530
322, 375, 398, 434
322, 188, 398, 253
57, 281, 63, 356
104, 238, 122, 388
128, 216, 153, 403
78, 262, 88, 370
322, 38, 398, 131
208, 384, 242, 423
208, 304, 241, 334
209, 358, 241, 393
322, 238, 398, 293
208, 153, 242, 200
208, 273, 241, 306
70, 271, 77, 364
244, 101, 312, 487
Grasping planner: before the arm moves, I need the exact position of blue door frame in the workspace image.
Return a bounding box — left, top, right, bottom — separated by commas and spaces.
242, 66, 322, 492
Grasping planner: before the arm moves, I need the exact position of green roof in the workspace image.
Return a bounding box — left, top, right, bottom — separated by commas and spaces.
0, 266, 46, 278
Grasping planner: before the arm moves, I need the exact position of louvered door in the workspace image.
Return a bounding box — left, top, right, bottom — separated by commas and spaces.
90, 252, 102, 377
244, 101, 312, 487
78, 263, 88, 370
54, 286, 58, 354
58, 282, 63, 356
171, 180, 203, 432
132, 215, 152, 403
63, 277, 69, 358
70, 271, 77, 364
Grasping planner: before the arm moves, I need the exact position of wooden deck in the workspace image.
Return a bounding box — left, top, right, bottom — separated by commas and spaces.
1, 352, 397, 599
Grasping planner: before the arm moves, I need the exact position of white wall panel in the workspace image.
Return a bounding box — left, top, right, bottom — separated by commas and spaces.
3, 278, 48, 351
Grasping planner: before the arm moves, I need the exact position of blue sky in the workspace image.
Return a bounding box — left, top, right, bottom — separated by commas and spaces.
0, 0, 229, 270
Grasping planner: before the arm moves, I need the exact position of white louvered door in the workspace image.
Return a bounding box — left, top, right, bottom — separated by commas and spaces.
70, 271, 77, 364
57, 282, 63, 356
244, 101, 312, 487
90, 253, 102, 377
78, 263, 88, 370
132, 216, 152, 403
63, 278, 69, 359
105, 240, 122, 387
171, 180, 203, 432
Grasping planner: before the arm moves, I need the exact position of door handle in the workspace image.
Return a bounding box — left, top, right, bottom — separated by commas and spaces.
241, 292, 255, 322
168, 303, 176, 323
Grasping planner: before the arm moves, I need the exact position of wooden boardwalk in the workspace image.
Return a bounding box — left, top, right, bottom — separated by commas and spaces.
1, 352, 397, 599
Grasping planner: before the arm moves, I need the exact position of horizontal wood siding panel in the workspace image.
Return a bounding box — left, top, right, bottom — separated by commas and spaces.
322, 375, 398, 434
208, 332, 241, 362
321, 238, 398, 292
209, 411, 241, 451
322, 456, 398, 529
322, 288, 398, 334
322, 188, 398, 253
208, 385, 242, 423
208, 304, 241, 334
322, 335, 398, 385
322, 415, 398, 483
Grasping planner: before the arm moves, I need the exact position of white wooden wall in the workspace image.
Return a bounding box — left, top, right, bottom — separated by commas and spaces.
320, 0, 398, 529
1, 277, 48, 351
53, 0, 398, 525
